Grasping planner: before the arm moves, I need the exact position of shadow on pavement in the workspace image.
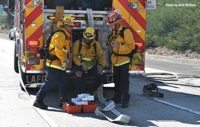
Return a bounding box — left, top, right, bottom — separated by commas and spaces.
22, 74, 200, 126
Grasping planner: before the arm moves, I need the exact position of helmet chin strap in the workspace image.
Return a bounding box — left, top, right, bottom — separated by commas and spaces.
83, 38, 92, 46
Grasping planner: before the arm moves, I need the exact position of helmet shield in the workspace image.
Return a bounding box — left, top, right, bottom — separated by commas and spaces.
83, 27, 96, 41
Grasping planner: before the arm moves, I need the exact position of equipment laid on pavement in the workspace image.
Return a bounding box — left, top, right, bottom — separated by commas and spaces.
63, 102, 82, 113
71, 93, 94, 105
142, 83, 164, 98
95, 100, 131, 124
63, 93, 97, 113
94, 85, 131, 124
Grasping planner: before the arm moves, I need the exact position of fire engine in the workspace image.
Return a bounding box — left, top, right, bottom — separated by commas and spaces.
14, 0, 147, 89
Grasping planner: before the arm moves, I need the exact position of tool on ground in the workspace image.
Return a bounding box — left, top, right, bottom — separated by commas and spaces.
142, 83, 164, 98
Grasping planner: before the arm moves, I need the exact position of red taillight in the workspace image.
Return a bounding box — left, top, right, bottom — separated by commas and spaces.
28, 41, 39, 46
136, 43, 143, 48
27, 40, 41, 64
135, 43, 143, 53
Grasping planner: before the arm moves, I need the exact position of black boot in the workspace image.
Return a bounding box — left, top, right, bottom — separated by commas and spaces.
121, 94, 130, 108
33, 97, 48, 110
111, 93, 122, 104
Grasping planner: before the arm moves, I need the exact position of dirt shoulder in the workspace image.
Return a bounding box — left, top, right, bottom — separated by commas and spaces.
146, 47, 200, 65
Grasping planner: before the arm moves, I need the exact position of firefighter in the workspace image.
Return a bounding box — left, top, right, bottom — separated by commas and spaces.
33, 16, 75, 109
72, 26, 105, 94
107, 10, 135, 108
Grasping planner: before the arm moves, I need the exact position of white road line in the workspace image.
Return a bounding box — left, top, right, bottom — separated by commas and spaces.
154, 98, 200, 116
33, 107, 59, 127
19, 71, 58, 127
146, 67, 200, 116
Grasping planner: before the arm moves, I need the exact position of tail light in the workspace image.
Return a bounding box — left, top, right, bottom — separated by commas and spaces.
27, 40, 40, 65
136, 43, 143, 48
135, 43, 143, 53
28, 41, 39, 46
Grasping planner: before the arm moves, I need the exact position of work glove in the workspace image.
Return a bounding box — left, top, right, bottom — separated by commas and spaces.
97, 64, 104, 75
81, 62, 88, 72
61, 61, 68, 69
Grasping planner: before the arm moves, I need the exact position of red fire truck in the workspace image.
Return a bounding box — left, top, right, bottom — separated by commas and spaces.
14, 0, 147, 89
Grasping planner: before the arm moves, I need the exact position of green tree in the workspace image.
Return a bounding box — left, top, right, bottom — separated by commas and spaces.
147, 0, 200, 53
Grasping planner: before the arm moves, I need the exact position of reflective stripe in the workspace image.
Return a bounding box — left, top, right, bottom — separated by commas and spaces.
46, 63, 65, 71
49, 44, 55, 48
114, 60, 130, 67
82, 57, 92, 61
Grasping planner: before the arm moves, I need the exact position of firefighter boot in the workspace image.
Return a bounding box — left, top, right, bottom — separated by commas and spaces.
121, 94, 130, 108
33, 97, 48, 110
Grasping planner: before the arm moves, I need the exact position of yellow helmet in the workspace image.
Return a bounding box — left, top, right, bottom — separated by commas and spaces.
83, 27, 96, 40
61, 16, 75, 26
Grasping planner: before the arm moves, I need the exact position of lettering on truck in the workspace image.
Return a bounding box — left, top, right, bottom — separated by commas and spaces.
26, 75, 46, 84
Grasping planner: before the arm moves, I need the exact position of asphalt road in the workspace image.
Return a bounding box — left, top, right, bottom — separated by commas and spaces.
0, 33, 199, 127
146, 54, 200, 76
0, 36, 49, 127
0, 32, 9, 40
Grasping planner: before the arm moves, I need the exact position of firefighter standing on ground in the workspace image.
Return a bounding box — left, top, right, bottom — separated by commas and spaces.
72, 26, 105, 94
107, 10, 135, 108
33, 16, 74, 109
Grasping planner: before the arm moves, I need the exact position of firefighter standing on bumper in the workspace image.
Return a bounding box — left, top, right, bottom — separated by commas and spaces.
108, 10, 135, 108
72, 26, 105, 94
33, 16, 74, 109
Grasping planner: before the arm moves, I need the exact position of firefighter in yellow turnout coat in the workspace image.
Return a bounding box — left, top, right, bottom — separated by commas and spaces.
45, 28, 71, 70
33, 16, 74, 109
73, 27, 105, 94
108, 10, 135, 108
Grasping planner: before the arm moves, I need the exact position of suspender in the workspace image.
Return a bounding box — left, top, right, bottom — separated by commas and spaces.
78, 39, 97, 62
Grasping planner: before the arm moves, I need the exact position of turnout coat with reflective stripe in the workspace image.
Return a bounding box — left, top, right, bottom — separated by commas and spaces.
72, 39, 105, 69
46, 27, 71, 70
111, 25, 135, 66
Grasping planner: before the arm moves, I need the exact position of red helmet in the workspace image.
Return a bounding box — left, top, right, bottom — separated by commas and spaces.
107, 10, 122, 25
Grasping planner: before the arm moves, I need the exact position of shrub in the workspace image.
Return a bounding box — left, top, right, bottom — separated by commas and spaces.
146, 0, 200, 53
